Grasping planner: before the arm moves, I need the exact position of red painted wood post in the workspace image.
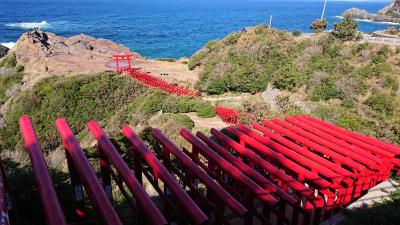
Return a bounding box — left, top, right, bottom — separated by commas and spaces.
116, 57, 119, 73
122, 125, 209, 225
98, 145, 113, 202
87, 120, 168, 225
151, 129, 248, 216
56, 118, 122, 225
65, 150, 87, 220
19, 116, 67, 225
0, 156, 12, 225
128, 56, 132, 73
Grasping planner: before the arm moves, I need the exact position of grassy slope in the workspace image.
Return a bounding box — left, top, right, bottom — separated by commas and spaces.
190, 25, 400, 145
0, 72, 201, 153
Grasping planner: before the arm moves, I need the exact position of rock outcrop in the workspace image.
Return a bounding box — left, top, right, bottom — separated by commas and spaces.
0, 45, 9, 58
342, 0, 400, 23
379, 0, 400, 18
4, 29, 141, 77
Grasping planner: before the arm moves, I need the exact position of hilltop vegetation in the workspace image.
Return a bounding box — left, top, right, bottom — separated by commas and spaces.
190, 25, 400, 144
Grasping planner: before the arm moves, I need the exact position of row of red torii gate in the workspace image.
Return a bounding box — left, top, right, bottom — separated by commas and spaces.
0, 114, 399, 225
112, 54, 201, 97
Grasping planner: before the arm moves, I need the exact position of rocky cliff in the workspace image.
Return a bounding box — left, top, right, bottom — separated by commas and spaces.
342, 0, 400, 23
0, 45, 9, 58
5, 29, 141, 77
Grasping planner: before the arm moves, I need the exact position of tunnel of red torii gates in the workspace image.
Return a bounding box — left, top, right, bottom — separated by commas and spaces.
0, 113, 398, 225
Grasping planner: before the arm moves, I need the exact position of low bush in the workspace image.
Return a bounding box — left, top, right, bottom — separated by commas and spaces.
196, 102, 216, 118
188, 50, 207, 70
338, 189, 400, 225
155, 58, 177, 62
0, 72, 23, 102
384, 75, 399, 91
0, 73, 147, 151
310, 19, 328, 33
366, 92, 399, 116
292, 30, 302, 37
272, 63, 301, 91
311, 78, 340, 101
331, 17, 359, 41
136, 89, 200, 115
336, 114, 362, 131
0, 53, 17, 68
147, 113, 194, 148
15, 64, 24, 72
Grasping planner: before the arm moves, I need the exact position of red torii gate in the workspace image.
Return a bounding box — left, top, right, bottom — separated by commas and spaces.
7, 114, 400, 225
112, 54, 134, 73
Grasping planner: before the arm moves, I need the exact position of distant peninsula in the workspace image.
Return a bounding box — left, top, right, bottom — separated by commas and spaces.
342, 0, 400, 24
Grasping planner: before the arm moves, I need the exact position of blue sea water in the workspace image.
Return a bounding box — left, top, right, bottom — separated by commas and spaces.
0, 0, 396, 58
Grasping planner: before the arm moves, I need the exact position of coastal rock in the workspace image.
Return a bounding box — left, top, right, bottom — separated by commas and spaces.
341, 0, 400, 23
4, 30, 141, 77
0, 45, 9, 58
379, 0, 400, 18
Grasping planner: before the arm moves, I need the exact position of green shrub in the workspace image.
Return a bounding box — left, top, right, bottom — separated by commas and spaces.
272, 64, 301, 91
136, 89, 200, 116
377, 45, 390, 57
154, 58, 177, 62
337, 114, 362, 131
331, 17, 358, 41
0, 53, 17, 68
0, 72, 23, 102
188, 50, 207, 70
310, 19, 328, 33
206, 79, 229, 95
148, 113, 194, 148
352, 43, 369, 55
292, 30, 302, 37
338, 189, 400, 225
311, 78, 339, 101
373, 62, 392, 76
384, 75, 399, 91
196, 102, 216, 118
0, 72, 148, 151
15, 64, 24, 72
372, 55, 386, 64
223, 32, 241, 45
358, 65, 374, 78
366, 92, 399, 116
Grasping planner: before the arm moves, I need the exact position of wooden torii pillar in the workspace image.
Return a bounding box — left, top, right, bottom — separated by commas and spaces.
112, 54, 134, 74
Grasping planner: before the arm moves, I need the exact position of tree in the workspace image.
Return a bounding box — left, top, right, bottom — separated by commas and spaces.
310, 19, 328, 33
331, 17, 359, 41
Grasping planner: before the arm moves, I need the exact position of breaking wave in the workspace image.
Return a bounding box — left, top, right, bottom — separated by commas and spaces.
335, 16, 400, 25
1, 42, 16, 49
5, 21, 50, 29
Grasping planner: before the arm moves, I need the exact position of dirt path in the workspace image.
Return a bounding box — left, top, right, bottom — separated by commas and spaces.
185, 112, 227, 130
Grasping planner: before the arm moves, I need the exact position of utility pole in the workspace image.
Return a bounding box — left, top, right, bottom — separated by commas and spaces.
320, 0, 327, 20
269, 15, 273, 29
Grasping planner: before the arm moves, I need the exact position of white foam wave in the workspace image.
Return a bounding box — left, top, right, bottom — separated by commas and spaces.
5, 21, 50, 29
335, 16, 400, 25
1, 42, 16, 49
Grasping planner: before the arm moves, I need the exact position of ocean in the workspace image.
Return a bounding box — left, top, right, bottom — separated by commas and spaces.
0, 0, 396, 58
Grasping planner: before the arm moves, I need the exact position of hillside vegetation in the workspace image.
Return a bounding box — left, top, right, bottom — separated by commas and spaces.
0, 72, 203, 153
190, 25, 400, 144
